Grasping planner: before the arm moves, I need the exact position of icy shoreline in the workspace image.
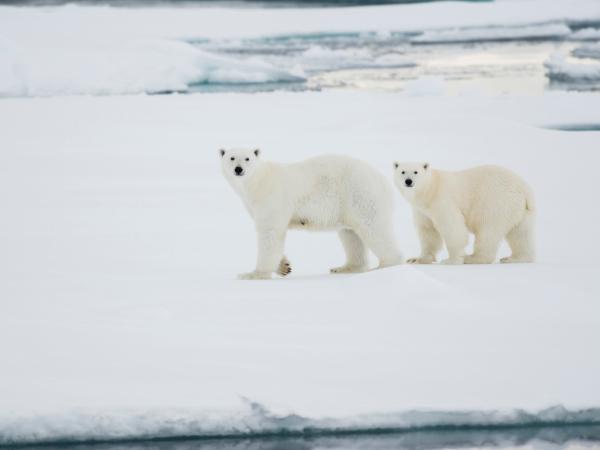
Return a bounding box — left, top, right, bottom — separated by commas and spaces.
2, 404, 600, 446
1, 0, 600, 97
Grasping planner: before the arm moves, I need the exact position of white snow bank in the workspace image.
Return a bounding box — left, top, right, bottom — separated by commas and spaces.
1, 403, 599, 445
569, 27, 600, 41
544, 53, 600, 82
410, 23, 571, 44
572, 43, 600, 59
0, 38, 303, 97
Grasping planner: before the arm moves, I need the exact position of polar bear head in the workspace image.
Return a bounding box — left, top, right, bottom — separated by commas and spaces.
219, 148, 261, 180
393, 162, 431, 195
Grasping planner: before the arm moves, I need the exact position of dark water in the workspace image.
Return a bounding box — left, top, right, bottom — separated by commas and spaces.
6, 426, 600, 450
0, 0, 491, 6
544, 123, 600, 132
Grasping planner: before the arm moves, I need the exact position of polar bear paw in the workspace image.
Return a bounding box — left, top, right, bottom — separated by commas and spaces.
464, 254, 495, 264
277, 257, 292, 277
330, 264, 368, 274
407, 255, 435, 264
238, 271, 272, 280
500, 255, 534, 264
440, 257, 464, 265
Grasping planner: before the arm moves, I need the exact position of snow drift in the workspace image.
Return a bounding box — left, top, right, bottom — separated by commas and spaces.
544, 53, 600, 82
572, 43, 600, 60
410, 23, 571, 44
0, 38, 304, 97
2, 403, 600, 446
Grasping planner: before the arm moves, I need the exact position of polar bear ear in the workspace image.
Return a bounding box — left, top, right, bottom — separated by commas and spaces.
423, 163, 429, 170
254, 148, 260, 157
219, 149, 225, 158
394, 162, 399, 169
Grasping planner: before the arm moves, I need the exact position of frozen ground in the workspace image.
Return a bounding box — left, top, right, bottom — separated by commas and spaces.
1, 0, 600, 444
1, 88, 600, 444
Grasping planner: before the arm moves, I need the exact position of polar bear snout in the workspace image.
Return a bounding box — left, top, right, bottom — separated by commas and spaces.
405, 178, 413, 187
234, 166, 244, 176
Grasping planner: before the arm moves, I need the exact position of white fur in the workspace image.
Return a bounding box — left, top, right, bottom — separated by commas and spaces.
393, 163, 535, 265
221, 148, 404, 279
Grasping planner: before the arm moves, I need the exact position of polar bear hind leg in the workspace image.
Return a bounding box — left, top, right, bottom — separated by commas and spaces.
465, 229, 504, 264
501, 212, 535, 263
331, 229, 369, 273
354, 225, 403, 270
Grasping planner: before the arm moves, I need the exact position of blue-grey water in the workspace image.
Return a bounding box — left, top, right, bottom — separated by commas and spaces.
184, 24, 600, 95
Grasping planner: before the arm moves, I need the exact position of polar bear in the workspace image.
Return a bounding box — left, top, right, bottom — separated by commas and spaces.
220, 148, 404, 279
393, 162, 535, 265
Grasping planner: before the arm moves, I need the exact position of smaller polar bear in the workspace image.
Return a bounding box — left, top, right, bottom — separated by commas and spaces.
393, 162, 535, 265
220, 148, 404, 279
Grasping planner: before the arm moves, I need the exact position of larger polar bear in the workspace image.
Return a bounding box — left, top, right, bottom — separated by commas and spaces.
220, 148, 404, 279
393, 162, 535, 265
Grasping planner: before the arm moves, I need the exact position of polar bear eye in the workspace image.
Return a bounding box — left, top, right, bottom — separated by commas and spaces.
401, 171, 405, 175
414, 171, 418, 175
245, 158, 250, 161
230, 157, 235, 161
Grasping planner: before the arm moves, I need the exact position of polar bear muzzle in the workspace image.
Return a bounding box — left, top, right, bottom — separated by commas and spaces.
234, 166, 244, 176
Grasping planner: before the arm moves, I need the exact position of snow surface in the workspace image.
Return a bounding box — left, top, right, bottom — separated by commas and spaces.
1, 88, 600, 444
569, 28, 600, 41
410, 23, 571, 44
1, 0, 600, 97
1, 0, 600, 444
573, 43, 600, 60
0, 38, 304, 97
545, 53, 600, 82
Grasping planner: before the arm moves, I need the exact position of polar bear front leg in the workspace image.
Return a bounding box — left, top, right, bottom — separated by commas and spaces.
331, 229, 369, 273
238, 227, 287, 280
434, 209, 468, 265
408, 211, 442, 264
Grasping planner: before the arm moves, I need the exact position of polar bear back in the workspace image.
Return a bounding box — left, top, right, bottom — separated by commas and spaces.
443, 165, 534, 233
285, 155, 394, 230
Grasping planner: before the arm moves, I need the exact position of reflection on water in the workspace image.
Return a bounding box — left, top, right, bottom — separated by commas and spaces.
11, 425, 600, 450
188, 25, 600, 95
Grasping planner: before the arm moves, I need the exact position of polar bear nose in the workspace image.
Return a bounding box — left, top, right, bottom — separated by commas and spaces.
405, 178, 413, 187
234, 166, 243, 176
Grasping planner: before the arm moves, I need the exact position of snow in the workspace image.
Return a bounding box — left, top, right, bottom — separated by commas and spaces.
1, 403, 598, 445
1, 0, 600, 97
569, 27, 600, 41
403, 76, 446, 96
545, 53, 600, 82
573, 43, 600, 60
410, 23, 571, 44
1, 0, 600, 444
0, 38, 303, 97
1, 88, 600, 444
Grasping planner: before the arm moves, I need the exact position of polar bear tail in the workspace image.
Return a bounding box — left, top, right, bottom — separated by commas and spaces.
502, 187, 536, 264
525, 188, 536, 213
